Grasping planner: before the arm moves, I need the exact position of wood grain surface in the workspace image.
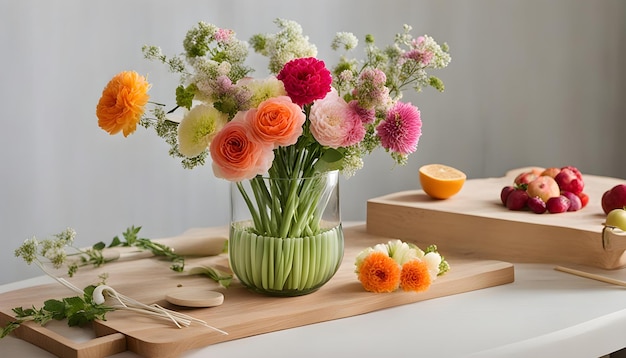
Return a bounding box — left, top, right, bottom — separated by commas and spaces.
367, 168, 626, 269
0, 225, 514, 358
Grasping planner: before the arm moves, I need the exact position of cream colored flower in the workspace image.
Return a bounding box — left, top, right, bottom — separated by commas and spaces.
354, 247, 375, 273
387, 239, 419, 265
238, 76, 287, 109
422, 252, 442, 279
178, 104, 228, 157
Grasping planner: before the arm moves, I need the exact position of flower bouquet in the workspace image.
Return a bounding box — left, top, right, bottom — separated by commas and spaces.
96, 19, 450, 295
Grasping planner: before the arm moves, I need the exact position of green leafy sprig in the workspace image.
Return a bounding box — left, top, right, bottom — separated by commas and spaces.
1, 284, 114, 338
95, 226, 185, 272
3, 228, 230, 339
13, 226, 186, 277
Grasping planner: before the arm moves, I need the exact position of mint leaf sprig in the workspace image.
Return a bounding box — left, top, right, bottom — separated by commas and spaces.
1, 279, 227, 338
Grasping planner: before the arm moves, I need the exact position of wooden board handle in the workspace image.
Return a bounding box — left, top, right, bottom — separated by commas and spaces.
154, 227, 228, 256
602, 226, 626, 251
100, 227, 229, 261
1, 311, 126, 358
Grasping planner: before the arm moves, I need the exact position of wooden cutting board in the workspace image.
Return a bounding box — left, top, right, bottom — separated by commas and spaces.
367, 167, 626, 269
0, 225, 513, 358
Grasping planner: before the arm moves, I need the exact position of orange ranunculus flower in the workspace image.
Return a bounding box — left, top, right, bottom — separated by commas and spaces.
209, 120, 274, 182
400, 259, 432, 292
357, 251, 401, 293
96, 71, 150, 137
246, 96, 305, 148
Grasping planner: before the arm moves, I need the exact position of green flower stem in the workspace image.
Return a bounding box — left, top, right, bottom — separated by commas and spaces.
236, 181, 261, 229
235, 133, 329, 239
250, 178, 273, 234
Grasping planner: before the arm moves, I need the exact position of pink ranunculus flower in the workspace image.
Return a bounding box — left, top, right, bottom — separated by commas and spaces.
209, 120, 274, 181
309, 89, 359, 148
376, 101, 422, 155
276, 57, 332, 106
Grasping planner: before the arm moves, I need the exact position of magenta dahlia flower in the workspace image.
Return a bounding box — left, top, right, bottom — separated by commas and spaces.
376, 102, 422, 155
276, 57, 332, 106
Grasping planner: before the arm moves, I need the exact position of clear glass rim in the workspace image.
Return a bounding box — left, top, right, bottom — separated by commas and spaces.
244, 169, 339, 182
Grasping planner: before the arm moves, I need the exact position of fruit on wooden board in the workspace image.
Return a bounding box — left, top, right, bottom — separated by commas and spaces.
546, 195, 571, 214
554, 167, 584, 195
561, 191, 582, 212
419, 164, 466, 199
601, 184, 626, 215
500, 186, 516, 206
500, 165, 588, 214
540, 167, 561, 178
526, 176, 560, 203
605, 207, 626, 231
506, 189, 529, 211
527, 196, 547, 214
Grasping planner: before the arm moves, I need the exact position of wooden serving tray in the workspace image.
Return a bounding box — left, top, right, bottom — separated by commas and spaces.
367, 168, 626, 269
0, 225, 513, 358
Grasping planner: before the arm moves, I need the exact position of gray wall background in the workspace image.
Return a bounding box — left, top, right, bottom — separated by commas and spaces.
1, 0, 625, 284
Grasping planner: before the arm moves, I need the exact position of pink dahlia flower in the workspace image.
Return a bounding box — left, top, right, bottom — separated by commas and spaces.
343, 103, 367, 146
376, 102, 422, 155
276, 57, 332, 106
348, 100, 376, 124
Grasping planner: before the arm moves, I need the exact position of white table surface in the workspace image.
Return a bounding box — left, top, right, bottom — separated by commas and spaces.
2, 256, 626, 357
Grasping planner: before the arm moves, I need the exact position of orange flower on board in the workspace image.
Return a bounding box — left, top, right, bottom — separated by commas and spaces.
96, 71, 150, 137
245, 96, 305, 148
400, 259, 432, 292
357, 251, 401, 293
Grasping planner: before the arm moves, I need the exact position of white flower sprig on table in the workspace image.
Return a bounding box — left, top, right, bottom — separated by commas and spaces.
354, 240, 450, 293
12, 226, 188, 276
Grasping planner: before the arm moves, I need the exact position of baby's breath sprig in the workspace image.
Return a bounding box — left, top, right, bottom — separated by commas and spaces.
14, 227, 108, 277
14, 226, 186, 277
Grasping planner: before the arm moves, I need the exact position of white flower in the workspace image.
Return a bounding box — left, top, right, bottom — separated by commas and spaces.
423, 252, 442, 279
238, 76, 287, 108
372, 243, 389, 254
332, 32, 358, 51
387, 239, 421, 265
354, 247, 375, 273
177, 104, 228, 157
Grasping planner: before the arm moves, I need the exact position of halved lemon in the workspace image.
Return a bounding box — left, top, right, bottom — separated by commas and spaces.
419, 164, 466, 199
